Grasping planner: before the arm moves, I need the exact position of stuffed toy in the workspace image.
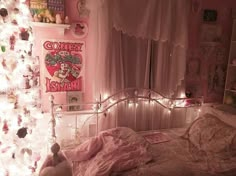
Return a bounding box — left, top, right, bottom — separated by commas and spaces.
39, 143, 72, 176
37, 9, 55, 23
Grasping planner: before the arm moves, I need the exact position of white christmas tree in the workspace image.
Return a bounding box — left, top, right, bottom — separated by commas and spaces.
0, 0, 47, 175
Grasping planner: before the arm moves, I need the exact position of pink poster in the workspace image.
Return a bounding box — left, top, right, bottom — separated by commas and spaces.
43, 40, 85, 92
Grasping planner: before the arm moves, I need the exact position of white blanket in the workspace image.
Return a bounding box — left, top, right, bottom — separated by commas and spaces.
63, 127, 152, 176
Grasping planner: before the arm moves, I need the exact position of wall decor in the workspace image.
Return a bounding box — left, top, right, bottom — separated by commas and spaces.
42, 40, 85, 92
203, 9, 217, 22
71, 21, 89, 39
67, 91, 83, 111
77, 0, 90, 18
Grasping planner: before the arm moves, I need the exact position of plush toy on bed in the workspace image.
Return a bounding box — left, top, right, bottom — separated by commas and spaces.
39, 143, 72, 176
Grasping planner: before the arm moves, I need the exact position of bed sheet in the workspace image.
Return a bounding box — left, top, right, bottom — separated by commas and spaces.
62, 124, 236, 176
118, 118, 236, 176
113, 128, 209, 176
118, 138, 216, 176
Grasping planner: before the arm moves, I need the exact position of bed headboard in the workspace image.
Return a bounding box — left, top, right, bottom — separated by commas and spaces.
49, 88, 203, 147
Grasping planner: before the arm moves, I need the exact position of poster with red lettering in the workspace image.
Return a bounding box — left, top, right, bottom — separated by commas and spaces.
43, 40, 85, 92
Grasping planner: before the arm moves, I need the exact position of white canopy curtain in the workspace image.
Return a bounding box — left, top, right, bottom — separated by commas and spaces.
87, 0, 190, 130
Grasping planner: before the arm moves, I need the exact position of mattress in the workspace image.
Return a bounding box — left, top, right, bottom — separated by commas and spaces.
119, 114, 236, 176
115, 128, 211, 176
56, 115, 236, 176
119, 133, 211, 176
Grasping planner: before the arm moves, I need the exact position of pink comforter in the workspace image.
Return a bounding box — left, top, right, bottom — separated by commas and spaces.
63, 127, 152, 176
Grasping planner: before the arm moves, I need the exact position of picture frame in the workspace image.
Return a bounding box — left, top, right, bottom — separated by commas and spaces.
203, 9, 217, 22
66, 91, 83, 111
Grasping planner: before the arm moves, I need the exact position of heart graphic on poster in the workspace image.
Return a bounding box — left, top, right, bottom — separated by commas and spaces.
45, 51, 82, 83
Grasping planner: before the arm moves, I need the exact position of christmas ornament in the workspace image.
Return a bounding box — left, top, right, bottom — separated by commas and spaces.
23, 107, 30, 116
12, 152, 15, 159
2, 120, 9, 134
7, 91, 17, 103
13, 8, 20, 14
21, 148, 32, 156
0, 8, 8, 18
1, 146, 11, 153
16, 127, 28, 138
17, 115, 22, 126
2, 59, 6, 68
1, 45, 6, 52
9, 35, 16, 50
20, 28, 29, 41
12, 19, 18, 25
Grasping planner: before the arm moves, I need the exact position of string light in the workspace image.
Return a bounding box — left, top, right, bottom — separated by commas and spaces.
103, 93, 109, 100
0, 0, 46, 175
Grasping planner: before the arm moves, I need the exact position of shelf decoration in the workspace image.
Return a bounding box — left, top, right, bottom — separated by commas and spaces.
77, 0, 90, 19
29, 0, 68, 25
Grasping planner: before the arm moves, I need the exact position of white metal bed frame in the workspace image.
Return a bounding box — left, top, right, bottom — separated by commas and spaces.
49, 88, 203, 146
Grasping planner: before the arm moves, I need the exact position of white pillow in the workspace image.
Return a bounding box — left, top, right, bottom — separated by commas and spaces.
183, 113, 236, 153
205, 104, 236, 128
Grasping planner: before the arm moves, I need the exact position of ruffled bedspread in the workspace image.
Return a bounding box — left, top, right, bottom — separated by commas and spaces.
63, 113, 236, 176
63, 127, 152, 176
122, 114, 236, 176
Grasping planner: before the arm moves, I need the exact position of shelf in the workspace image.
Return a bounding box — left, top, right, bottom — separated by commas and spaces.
228, 64, 236, 67
200, 42, 221, 46
225, 89, 236, 93
30, 22, 70, 35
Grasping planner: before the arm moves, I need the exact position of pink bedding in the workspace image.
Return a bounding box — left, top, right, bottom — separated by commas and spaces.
60, 113, 236, 176
63, 127, 152, 176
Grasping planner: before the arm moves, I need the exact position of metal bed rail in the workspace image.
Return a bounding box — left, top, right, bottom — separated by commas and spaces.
49, 88, 203, 145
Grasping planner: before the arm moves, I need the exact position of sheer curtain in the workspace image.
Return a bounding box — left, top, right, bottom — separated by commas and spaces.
87, 0, 190, 130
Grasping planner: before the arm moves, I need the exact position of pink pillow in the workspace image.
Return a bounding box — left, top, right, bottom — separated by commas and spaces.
63, 135, 103, 162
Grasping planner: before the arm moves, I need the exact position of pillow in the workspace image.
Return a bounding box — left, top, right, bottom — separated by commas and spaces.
183, 113, 236, 153
63, 127, 148, 162
209, 104, 236, 128
63, 135, 103, 162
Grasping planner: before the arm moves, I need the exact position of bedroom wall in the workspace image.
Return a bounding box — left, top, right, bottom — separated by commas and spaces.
187, 0, 236, 103
34, 0, 236, 111
32, 0, 94, 112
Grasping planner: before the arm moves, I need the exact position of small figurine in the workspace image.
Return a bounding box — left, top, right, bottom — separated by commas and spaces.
55, 14, 62, 24
64, 16, 69, 24
33, 14, 40, 22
